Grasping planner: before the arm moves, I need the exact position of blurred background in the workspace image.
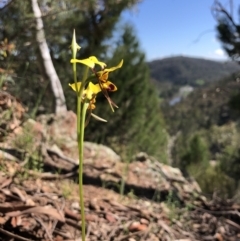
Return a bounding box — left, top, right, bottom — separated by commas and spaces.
1, 0, 240, 199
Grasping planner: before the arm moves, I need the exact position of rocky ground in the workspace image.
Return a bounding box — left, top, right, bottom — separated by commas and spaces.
0, 91, 240, 241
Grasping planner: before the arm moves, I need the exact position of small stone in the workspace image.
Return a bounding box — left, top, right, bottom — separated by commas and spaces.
71, 201, 80, 210
128, 221, 148, 232
105, 213, 116, 223
140, 218, 149, 225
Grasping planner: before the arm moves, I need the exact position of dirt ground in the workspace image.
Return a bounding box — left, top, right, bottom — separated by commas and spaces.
0, 91, 240, 241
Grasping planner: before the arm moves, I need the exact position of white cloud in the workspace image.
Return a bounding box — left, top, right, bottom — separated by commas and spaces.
214, 48, 225, 56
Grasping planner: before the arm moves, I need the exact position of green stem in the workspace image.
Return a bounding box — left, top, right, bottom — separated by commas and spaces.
73, 61, 88, 241
82, 66, 89, 83
77, 101, 88, 241
71, 31, 90, 241
76, 66, 89, 239
72, 63, 77, 85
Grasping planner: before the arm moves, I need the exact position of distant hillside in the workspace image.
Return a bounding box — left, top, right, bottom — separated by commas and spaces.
149, 56, 240, 85
148, 56, 240, 98
162, 72, 240, 135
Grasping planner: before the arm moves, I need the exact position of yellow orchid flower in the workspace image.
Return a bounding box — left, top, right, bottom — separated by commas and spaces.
71, 56, 106, 69
94, 59, 123, 112
97, 59, 123, 83
70, 59, 123, 112
84, 81, 101, 100
96, 81, 117, 92
69, 82, 81, 92
69, 81, 101, 99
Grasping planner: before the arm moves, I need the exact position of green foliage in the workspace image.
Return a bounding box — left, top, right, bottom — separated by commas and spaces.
165, 191, 181, 224
219, 145, 240, 182
229, 92, 240, 115
176, 133, 209, 175
195, 79, 205, 86
192, 122, 240, 186
173, 131, 237, 197
197, 164, 236, 198
172, 122, 240, 197
206, 123, 240, 161
61, 180, 75, 199
187, 135, 209, 164
163, 72, 240, 136
13, 123, 43, 174
85, 25, 168, 161
13, 124, 35, 152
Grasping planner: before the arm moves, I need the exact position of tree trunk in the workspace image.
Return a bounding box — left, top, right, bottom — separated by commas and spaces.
31, 0, 67, 114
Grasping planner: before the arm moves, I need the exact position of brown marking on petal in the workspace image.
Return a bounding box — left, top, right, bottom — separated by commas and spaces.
108, 83, 116, 91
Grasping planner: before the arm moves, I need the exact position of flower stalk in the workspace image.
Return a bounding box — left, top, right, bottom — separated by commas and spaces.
70, 30, 123, 241
71, 30, 87, 241
78, 101, 88, 241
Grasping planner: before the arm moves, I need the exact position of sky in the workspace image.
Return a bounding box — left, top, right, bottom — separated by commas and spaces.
122, 0, 240, 61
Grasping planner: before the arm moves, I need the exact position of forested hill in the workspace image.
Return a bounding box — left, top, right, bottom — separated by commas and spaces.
162, 72, 240, 135
148, 56, 240, 87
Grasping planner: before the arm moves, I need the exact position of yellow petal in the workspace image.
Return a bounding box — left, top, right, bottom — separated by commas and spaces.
71, 56, 106, 69
104, 59, 123, 73
85, 82, 102, 100
97, 71, 109, 82
69, 82, 81, 92
88, 56, 107, 69
96, 59, 123, 82
88, 82, 101, 94
71, 58, 95, 68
